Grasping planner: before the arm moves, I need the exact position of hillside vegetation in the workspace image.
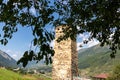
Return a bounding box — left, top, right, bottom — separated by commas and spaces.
78, 44, 120, 76
22, 44, 120, 77
0, 68, 31, 80
0, 68, 51, 80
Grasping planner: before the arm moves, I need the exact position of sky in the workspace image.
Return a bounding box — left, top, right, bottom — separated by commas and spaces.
0, 24, 99, 61
0, 0, 99, 61
0, 24, 34, 60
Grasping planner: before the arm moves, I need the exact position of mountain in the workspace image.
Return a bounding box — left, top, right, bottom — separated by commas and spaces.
0, 50, 18, 68
78, 44, 120, 76
15, 44, 120, 76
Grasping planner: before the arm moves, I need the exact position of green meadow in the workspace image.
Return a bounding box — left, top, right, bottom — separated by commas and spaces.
0, 68, 51, 80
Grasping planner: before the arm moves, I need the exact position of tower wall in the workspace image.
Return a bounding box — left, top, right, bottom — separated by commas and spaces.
52, 26, 78, 80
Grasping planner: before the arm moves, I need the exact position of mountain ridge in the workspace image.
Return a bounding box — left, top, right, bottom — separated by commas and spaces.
0, 50, 18, 68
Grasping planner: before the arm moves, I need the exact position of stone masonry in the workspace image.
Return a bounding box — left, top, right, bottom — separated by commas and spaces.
52, 25, 78, 80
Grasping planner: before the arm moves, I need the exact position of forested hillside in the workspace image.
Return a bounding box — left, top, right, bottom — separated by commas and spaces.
78, 44, 120, 76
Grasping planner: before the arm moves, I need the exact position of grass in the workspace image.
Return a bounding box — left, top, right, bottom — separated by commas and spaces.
33, 74, 52, 80
0, 68, 32, 80
0, 68, 52, 80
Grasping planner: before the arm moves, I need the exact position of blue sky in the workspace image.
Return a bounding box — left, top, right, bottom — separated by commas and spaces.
0, 1, 99, 60
0, 24, 34, 60
0, 24, 99, 60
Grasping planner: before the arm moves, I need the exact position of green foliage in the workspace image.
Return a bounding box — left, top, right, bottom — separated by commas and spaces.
0, 0, 120, 67
107, 64, 120, 80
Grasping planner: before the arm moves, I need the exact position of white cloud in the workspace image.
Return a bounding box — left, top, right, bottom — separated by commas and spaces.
2, 49, 23, 61
12, 54, 17, 58
29, 6, 37, 16
77, 34, 99, 50
77, 42, 83, 50
50, 40, 55, 48
109, 33, 114, 41
77, 39, 99, 50
86, 39, 99, 47
77, 32, 90, 42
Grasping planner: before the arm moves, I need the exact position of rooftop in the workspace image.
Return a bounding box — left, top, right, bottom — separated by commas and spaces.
93, 73, 108, 79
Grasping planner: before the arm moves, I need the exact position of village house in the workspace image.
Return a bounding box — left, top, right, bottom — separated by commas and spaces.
91, 73, 108, 80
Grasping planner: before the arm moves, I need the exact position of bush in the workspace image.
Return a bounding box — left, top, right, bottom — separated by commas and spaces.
107, 64, 120, 80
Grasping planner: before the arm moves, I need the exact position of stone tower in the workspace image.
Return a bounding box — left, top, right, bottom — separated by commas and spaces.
52, 25, 78, 80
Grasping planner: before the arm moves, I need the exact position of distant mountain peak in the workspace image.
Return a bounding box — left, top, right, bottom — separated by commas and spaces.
0, 50, 12, 61
0, 50, 18, 68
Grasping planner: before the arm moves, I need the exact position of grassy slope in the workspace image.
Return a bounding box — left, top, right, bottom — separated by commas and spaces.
78, 44, 120, 76
0, 68, 52, 80
0, 68, 33, 80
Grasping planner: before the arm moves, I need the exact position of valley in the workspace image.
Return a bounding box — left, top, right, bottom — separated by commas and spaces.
0, 67, 52, 80
0, 44, 120, 79
78, 44, 120, 77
